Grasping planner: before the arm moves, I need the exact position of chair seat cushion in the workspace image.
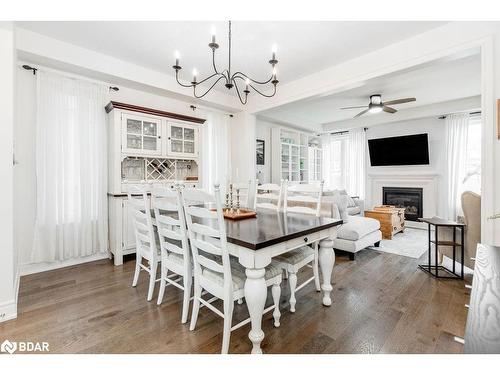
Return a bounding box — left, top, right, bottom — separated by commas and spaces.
202, 260, 281, 291
274, 246, 315, 266
337, 216, 380, 241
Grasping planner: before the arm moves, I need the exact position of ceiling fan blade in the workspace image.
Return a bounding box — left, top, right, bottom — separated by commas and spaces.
382, 97, 416, 106
354, 108, 370, 118
383, 106, 397, 114
340, 105, 368, 110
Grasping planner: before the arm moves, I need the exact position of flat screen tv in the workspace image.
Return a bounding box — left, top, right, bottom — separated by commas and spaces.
368, 133, 429, 166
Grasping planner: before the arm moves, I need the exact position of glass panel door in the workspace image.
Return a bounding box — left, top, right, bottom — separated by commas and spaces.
123, 115, 161, 155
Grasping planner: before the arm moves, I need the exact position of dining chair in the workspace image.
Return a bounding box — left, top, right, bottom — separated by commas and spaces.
227, 180, 255, 209
127, 184, 160, 302
254, 180, 284, 211
274, 180, 324, 312
182, 184, 282, 354
153, 184, 192, 324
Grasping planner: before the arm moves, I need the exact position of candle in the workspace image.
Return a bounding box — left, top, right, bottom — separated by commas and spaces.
245, 78, 250, 90
272, 44, 277, 60
192, 68, 198, 83
174, 50, 180, 66
211, 26, 216, 43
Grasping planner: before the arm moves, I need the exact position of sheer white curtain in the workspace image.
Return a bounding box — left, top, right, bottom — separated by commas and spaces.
322, 129, 366, 198
346, 128, 366, 198
444, 113, 470, 220
199, 110, 232, 193
321, 133, 333, 188
32, 71, 109, 262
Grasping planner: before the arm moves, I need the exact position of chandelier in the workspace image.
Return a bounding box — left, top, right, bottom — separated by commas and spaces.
172, 21, 279, 105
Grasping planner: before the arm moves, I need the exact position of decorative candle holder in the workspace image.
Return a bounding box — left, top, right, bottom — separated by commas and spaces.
236, 188, 241, 214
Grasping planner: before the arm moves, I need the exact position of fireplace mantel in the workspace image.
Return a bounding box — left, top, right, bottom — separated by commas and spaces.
366, 172, 440, 228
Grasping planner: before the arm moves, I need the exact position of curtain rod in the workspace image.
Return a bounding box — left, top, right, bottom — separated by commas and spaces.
438, 110, 481, 120
20, 63, 119, 92
329, 127, 368, 136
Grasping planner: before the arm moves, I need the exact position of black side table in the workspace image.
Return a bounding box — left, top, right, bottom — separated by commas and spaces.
418, 217, 465, 279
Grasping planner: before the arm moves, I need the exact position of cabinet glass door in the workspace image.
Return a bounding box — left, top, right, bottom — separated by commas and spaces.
168, 123, 198, 157
123, 115, 161, 155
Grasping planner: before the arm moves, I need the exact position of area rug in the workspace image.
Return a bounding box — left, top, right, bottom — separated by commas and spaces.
368, 227, 428, 259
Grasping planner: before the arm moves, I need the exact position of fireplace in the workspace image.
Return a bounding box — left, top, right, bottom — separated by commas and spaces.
382, 187, 423, 221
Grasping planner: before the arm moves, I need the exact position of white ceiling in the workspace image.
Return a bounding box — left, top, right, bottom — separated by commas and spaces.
258, 52, 481, 130
16, 21, 446, 92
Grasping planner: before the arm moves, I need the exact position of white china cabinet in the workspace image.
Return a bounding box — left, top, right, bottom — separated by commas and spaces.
106, 102, 205, 265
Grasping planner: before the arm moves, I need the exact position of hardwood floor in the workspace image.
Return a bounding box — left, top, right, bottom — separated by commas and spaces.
0, 249, 470, 354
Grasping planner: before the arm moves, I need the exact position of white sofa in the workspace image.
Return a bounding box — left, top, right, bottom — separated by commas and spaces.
325, 193, 382, 260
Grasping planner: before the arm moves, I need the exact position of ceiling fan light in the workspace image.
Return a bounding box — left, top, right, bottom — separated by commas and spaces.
369, 106, 383, 114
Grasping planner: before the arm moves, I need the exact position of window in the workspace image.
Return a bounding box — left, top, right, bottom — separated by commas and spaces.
462, 115, 481, 194
323, 134, 348, 189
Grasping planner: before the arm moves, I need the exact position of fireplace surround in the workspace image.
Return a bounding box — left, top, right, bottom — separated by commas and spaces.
382, 187, 423, 221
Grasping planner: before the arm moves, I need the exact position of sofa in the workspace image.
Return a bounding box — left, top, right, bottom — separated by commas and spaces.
324, 189, 364, 216
325, 193, 382, 260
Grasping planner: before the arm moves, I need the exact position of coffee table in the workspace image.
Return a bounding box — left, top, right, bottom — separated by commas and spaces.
364, 205, 405, 239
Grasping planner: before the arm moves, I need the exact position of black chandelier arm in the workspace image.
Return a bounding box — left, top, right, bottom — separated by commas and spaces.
175, 71, 195, 88
211, 49, 219, 75
231, 71, 273, 85
193, 75, 227, 99
233, 79, 248, 105
248, 82, 277, 98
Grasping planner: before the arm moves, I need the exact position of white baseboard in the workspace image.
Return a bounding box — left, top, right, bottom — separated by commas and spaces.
0, 299, 17, 323
20, 253, 110, 276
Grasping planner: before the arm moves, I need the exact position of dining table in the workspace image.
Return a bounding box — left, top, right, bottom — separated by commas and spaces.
222, 208, 342, 354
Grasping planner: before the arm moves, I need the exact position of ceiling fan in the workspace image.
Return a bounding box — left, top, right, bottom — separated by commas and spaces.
341, 94, 416, 118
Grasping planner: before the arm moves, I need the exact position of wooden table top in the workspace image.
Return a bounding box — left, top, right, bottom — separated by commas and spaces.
223, 209, 342, 250
418, 217, 465, 227
465, 244, 500, 353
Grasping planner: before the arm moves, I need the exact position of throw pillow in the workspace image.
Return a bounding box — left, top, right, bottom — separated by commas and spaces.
330, 192, 349, 223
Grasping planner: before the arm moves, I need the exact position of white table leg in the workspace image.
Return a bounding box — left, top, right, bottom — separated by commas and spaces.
318, 238, 335, 306
244, 267, 267, 354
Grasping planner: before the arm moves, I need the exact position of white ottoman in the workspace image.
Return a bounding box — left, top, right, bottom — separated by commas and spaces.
334, 215, 382, 260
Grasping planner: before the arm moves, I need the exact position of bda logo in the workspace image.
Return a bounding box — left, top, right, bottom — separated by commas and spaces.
1, 339, 17, 354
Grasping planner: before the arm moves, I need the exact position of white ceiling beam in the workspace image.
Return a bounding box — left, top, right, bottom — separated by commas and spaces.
15, 27, 244, 113
245, 21, 497, 115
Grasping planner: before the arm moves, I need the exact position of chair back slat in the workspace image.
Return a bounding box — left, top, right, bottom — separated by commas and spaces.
189, 222, 221, 238
152, 184, 189, 267
185, 205, 218, 220
182, 185, 233, 291
191, 237, 223, 256
156, 214, 180, 227
255, 181, 283, 211
197, 254, 224, 273
284, 181, 324, 217
126, 184, 158, 262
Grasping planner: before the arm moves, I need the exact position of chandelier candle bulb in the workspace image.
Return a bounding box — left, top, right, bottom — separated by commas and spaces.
174, 51, 180, 66
211, 26, 216, 43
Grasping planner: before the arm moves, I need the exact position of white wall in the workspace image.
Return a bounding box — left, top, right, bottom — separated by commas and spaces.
0, 22, 17, 322
230, 112, 256, 182
365, 117, 447, 216
14, 64, 222, 273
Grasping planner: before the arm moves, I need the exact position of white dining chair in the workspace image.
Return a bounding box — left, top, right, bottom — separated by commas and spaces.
182, 184, 282, 354
229, 180, 255, 209
274, 181, 324, 312
153, 184, 192, 324
128, 184, 160, 302
254, 180, 284, 211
